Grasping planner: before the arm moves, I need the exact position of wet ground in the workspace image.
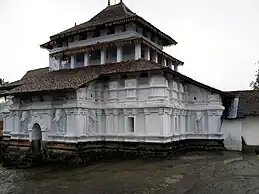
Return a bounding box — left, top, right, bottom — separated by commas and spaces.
1, 152, 259, 194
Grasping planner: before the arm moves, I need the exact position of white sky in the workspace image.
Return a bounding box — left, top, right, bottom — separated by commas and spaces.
0, 0, 259, 91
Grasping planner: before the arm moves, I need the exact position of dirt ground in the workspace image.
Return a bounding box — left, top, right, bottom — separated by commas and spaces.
1, 152, 259, 194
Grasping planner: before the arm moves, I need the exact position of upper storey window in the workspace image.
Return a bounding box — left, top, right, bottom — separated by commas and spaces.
93, 30, 100, 38
61, 56, 70, 69
68, 36, 74, 43
107, 27, 115, 35
79, 33, 87, 41
75, 53, 84, 68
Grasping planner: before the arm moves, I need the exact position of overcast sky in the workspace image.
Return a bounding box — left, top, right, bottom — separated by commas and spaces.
0, 0, 259, 91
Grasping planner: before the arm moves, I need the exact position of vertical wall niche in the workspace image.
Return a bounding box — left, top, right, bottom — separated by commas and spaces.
128, 117, 135, 132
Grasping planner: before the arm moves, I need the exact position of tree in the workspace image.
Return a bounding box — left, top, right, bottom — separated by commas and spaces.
0, 78, 8, 85
0, 78, 4, 85
250, 61, 259, 90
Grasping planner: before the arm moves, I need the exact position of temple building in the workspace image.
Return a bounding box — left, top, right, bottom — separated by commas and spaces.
0, 1, 235, 164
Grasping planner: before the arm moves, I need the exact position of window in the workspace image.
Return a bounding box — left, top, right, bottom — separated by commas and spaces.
128, 117, 135, 132
68, 36, 74, 43
61, 56, 70, 69
138, 73, 149, 85
76, 53, 84, 67
93, 30, 100, 38
107, 27, 115, 35
79, 33, 87, 40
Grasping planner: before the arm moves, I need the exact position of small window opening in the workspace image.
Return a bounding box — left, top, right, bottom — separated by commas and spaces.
129, 117, 135, 132
193, 97, 197, 100
107, 27, 115, 35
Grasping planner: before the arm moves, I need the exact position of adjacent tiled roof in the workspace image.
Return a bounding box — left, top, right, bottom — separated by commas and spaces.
42, 2, 176, 48
0, 59, 164, 95
228, 90, 259, 118
0, 59, 230, 97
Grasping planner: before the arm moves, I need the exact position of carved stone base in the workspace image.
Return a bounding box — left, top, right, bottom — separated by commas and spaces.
1, 139, 225, 167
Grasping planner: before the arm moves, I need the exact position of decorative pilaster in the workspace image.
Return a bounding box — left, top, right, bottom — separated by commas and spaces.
144, 108, 150, 133
180, 110, 186, 134
123, 109, 129, 133
113, 109, 120, 133
96, 109, 103, 134
173, 109, 180, 134
104, 110, 112, 133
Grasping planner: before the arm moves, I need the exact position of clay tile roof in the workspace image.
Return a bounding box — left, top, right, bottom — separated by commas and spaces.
228, 90, 259, 117
50, 2, 135, 40
42, 2, 176, 47
1, 59, 164, 95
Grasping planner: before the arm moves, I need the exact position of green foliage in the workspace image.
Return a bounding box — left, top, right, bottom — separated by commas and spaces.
250, 61, 259, 90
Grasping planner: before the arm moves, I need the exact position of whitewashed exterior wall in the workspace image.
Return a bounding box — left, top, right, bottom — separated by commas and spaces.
222, 119, 242, 151
242, 116, 259, 146
2, 74, 225, 144
222, 116, 259, 151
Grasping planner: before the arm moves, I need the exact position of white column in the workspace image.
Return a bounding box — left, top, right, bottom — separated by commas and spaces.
101, 49, 106, 64
56, 57, 61, 69
84, 53, 89, 66
168, 60, 173, 69
174, 65, 178, 71
117, 46, 123, 62
135, 43, 141, 60
162, 57, 166, 66
152, 52, 158, 63
71, 55, 75, 68
97, 110, 102, 134
144, 47, 150, 60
